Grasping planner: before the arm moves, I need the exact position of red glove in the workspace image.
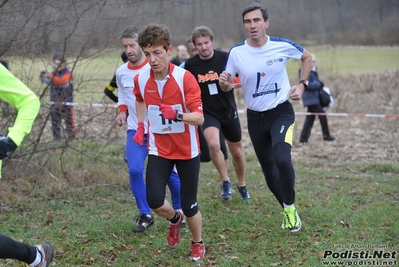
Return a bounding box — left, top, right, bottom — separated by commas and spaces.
133, 122, 145, 146
159, 104, 177, 120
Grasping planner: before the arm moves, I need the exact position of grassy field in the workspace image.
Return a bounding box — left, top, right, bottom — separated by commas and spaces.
1, 47, 398, 266
286, 47, 399, 79
7, 46, 399, 104
0, 154, 398, 266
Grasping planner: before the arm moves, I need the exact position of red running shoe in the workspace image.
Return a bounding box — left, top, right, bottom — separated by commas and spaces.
189, 242, 205, 262
167, 210, 183, 248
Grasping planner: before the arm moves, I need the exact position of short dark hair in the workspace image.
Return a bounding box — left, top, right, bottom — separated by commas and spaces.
138, 23, 172, 51
242, 3, 269, 22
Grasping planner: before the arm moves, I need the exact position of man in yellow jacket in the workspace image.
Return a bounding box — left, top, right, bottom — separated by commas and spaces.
0, 64, 54, 267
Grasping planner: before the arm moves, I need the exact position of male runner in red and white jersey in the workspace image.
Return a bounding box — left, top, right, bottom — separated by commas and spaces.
220, 3, 313, 233
133, 23, 205, 262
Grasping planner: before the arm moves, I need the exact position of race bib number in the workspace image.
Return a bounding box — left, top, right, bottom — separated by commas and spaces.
122, 77, 133, 89
208, 83, 218, 95
148, 104, 184, 134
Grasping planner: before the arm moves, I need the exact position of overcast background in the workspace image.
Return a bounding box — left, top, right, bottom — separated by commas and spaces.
1, 0, 398, 58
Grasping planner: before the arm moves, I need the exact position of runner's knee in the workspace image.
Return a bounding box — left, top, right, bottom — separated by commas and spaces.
273, 142, 292, 168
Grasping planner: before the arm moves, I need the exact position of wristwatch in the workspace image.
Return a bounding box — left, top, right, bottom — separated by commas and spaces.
176, 111, 183, 121
299, 80, 308, 89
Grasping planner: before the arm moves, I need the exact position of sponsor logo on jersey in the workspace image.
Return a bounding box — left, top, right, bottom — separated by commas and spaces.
161, 126, 172, 133
252, 82, 281, 98
197, 71, 219, 83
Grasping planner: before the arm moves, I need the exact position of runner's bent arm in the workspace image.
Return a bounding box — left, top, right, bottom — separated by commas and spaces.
136, 100, 146, 124
0, 65, 40, 146
182, 72, 204, 126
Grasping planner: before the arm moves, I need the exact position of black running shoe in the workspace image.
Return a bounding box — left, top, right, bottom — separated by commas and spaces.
132, 213, 154, 233
323, 135, 335, 141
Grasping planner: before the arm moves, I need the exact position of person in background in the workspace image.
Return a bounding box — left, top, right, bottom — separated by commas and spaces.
179, 37, 197, 69
104, 52, 128, 103
134, 23, 205, 261
180, 36, 229, 164
184, 26, 249, 201
299, 54, 335, 143
170, 44, 187, 66
103, 52, 130, 164
114, 25, 183, 233
40, 55, 76, 140
0, 64, 54, 267
219, 3, 313, 232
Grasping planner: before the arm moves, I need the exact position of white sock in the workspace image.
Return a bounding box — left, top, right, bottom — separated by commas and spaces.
283, 203, 294, 209
30, 247, 42, 267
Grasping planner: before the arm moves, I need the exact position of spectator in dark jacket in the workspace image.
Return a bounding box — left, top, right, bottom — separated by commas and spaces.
170, 44, 187, 66
299, 54, 334, 143
40, 55, 76, 140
